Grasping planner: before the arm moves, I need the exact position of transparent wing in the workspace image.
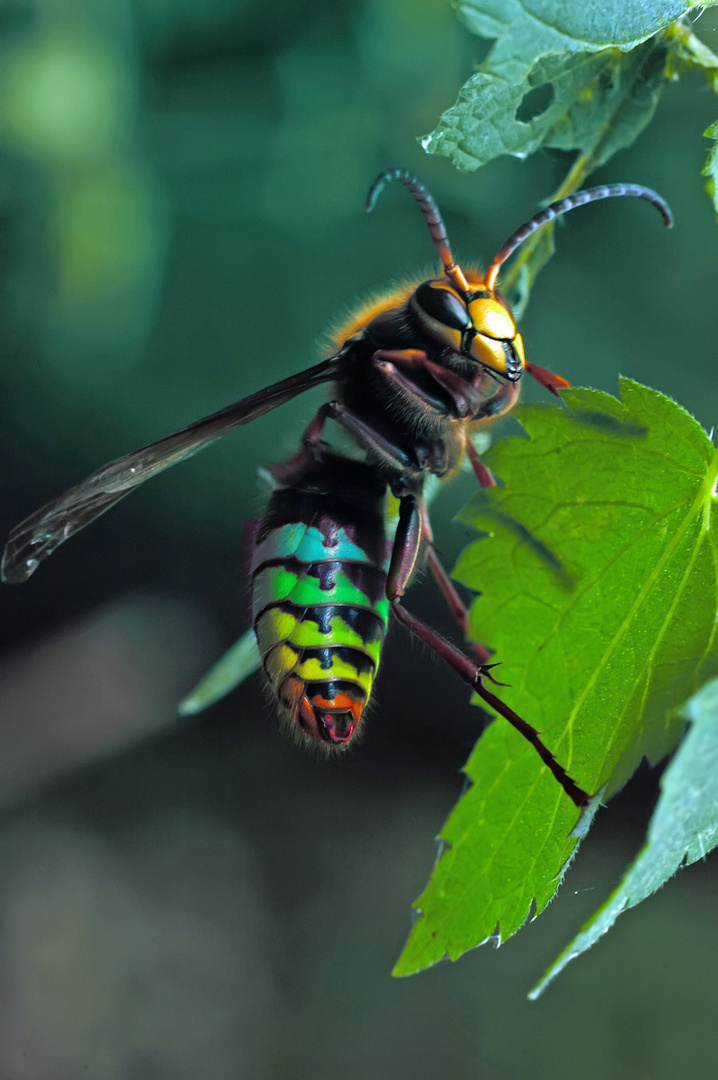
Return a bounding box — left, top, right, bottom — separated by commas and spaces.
2, 356, 341, 583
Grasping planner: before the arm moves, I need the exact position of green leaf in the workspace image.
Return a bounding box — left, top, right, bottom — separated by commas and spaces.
531, 677, 718, 997
665, 22, 718, 90
421, 1, 689, 171
395, 380, 718, 976
457, 1, 690, 61
178, 629, 261, 716
702, 120, 718, 218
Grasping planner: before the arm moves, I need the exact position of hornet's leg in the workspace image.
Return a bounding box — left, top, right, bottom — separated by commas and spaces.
424, 545, 492, 665
471, 362, 569, 414
261, 402, 336, 486
265, 400, 421, 487
455, 434, 496, 659
525, 361, 571, 396
471, 378, 521, 425
386, 493, 423, 600
421, 506, 492, 664
372, 349, 481, 419
390, 599, 589, 807
385, 489, 492, 663
324, 403, 421, 480
267, 359, 470, 491
465, 438, 497, 490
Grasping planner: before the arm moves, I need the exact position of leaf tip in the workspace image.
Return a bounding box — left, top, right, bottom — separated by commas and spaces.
177, 695, 202, 717
570, 788, 604, 839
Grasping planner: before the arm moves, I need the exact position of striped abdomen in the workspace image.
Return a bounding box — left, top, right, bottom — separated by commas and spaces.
247, 456, 391, 748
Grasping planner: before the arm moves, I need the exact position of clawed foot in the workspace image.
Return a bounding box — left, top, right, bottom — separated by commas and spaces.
477, 662, 509, 688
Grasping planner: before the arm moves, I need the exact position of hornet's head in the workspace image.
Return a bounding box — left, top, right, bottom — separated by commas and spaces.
366, 168, 672, 387
409, 277, 525, 382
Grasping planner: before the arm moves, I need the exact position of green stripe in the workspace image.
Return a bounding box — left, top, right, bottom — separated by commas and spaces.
290, 568, 375, 608
252, 565, 301, 612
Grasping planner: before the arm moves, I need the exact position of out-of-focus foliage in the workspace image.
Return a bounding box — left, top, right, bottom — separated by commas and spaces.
0, 0, 167, 372
667, 19, 718, 88
703, 120, 718, 213
665, 23, 718, 216
396, 381, 718, 974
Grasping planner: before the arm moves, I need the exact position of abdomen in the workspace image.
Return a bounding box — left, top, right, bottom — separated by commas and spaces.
247, 456, 391, 748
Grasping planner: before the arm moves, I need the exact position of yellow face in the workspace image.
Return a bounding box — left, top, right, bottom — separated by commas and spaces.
410, 280, 525, 381
466, 294, 525, 379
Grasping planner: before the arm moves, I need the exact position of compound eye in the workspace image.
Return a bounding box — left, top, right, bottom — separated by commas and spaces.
414, 282, 470, 331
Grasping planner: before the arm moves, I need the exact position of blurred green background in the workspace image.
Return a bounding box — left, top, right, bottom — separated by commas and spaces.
1, 1, 718, 1076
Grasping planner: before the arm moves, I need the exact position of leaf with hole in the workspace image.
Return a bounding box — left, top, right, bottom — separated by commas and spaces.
422, 22, 672, 172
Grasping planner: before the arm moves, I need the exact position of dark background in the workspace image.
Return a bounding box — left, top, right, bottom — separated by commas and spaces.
0, 1, 718, 1076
